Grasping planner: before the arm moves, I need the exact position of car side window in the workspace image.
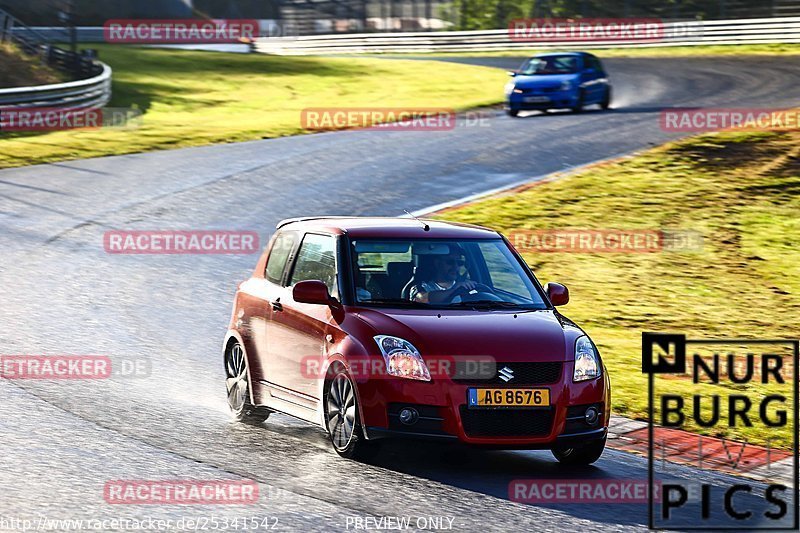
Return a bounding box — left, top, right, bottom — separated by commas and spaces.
289, 233, 339, 299
265, 231, 297, 284
595, 57, 605, 73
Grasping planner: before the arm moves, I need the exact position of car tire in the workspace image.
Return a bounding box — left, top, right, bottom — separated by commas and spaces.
506, 108, 519, 117
571, 90, 585, 113
324, 368, 381, 460
225, 340, 271, 425
552, 436, 606, 466
601, 87, 612, 110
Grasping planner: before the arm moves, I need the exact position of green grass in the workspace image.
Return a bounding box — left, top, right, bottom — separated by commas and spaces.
389, 43, 800, 58
0, 42, 65, 88
0, 45, 506, 169
436, 129, 800, 448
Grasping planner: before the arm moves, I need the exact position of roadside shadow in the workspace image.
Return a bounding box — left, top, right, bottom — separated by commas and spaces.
359, 439, 652, 528
512, 106, 667, 119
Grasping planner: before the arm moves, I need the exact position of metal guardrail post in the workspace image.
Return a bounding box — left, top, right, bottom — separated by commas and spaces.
1, 13, 12, 43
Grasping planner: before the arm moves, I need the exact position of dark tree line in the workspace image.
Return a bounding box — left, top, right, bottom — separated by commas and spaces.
0, 0, 279, 25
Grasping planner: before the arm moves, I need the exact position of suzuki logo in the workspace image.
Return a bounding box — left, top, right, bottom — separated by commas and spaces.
498, 366, 514, 382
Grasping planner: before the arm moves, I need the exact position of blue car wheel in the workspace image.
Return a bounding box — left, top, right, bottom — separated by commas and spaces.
571, 90, 585, 113
601, 87, 612, 110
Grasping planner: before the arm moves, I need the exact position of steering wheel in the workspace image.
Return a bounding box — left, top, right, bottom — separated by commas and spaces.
440, 282, 496, 303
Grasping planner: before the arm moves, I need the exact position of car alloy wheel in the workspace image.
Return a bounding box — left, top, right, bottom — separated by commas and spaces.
572, 90, 585, 113
326, 373, 357, 450
324, 368, 380, 460
225, 341, 270, 424
601, 87, 612, 110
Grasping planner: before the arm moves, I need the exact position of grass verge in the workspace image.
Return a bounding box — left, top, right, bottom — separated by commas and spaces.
436, 129, 800, 448
0, 42, 65, 88
0, 45, 505, 169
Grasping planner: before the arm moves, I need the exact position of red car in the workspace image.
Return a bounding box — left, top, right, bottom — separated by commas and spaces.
223, 217, 610, 464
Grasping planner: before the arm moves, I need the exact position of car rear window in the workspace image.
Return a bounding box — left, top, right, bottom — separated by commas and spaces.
265, 231, 297, 284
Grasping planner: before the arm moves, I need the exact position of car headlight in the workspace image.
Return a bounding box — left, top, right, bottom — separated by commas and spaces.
374, 335, 431, 381
504, 81, 516, 96
560, 80, 573, 91
574, 336, 601, 382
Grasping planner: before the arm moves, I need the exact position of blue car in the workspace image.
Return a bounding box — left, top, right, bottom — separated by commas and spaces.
505, 52, 611, 117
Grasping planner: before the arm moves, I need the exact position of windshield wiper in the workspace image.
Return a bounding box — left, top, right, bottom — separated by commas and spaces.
449, 300, 523, 310
359, 298, 429, 308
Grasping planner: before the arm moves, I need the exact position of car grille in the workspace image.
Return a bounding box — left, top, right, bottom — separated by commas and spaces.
451, 361, 562, 385
520, 86, 561, 94
459, 406, 554, 437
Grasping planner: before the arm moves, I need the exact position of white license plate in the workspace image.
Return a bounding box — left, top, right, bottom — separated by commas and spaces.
523, 96, 550, 103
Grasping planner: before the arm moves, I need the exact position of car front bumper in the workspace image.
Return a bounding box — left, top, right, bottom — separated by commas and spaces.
507, 90, 579, 111
355, 360, 610, 448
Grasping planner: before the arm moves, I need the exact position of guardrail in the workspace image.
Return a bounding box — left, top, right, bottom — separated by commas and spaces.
0, 8, 112, 113
10, 26, 106, 43
0, 61, 112, 110
253, 16, 800, 55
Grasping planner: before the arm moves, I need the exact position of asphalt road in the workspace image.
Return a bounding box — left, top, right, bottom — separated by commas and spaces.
1, 56, 799, 531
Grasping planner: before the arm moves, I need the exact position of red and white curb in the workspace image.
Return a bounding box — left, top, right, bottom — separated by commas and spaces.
607, 415, 794, 486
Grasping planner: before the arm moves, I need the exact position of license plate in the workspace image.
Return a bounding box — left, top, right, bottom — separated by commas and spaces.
468, 388, 550, 408
523, 96, 550, 103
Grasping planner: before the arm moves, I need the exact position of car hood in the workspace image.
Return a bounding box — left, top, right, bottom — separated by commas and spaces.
513, 73, 578, 89
352, 308, 582, 362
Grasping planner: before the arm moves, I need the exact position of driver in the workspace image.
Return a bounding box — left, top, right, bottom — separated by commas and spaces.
410, 245, 477, 303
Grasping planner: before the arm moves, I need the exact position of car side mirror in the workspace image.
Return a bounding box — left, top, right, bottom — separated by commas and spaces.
507, 70, 517, 77
545, 282, 569, 306
293, 280, 332, 305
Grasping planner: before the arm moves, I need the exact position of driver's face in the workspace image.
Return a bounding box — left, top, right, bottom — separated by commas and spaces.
435, 254, 465, 281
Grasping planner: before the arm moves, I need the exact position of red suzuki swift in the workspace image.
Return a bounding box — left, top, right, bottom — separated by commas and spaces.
223, 217, 610, 464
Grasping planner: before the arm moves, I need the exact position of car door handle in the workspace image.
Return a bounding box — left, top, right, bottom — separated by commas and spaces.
271, 299, 283, 312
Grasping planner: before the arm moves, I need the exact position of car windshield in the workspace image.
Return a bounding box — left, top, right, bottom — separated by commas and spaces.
518, 56, 579, 75
350, 238, 548, 310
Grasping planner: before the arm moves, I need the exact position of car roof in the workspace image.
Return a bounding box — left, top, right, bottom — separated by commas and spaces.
533, 51, 587, 57
276, 216, 500, 239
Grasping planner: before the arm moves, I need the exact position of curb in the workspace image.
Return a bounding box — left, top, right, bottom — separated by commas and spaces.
607, 415, 793, 485
408, 149, 640, 218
